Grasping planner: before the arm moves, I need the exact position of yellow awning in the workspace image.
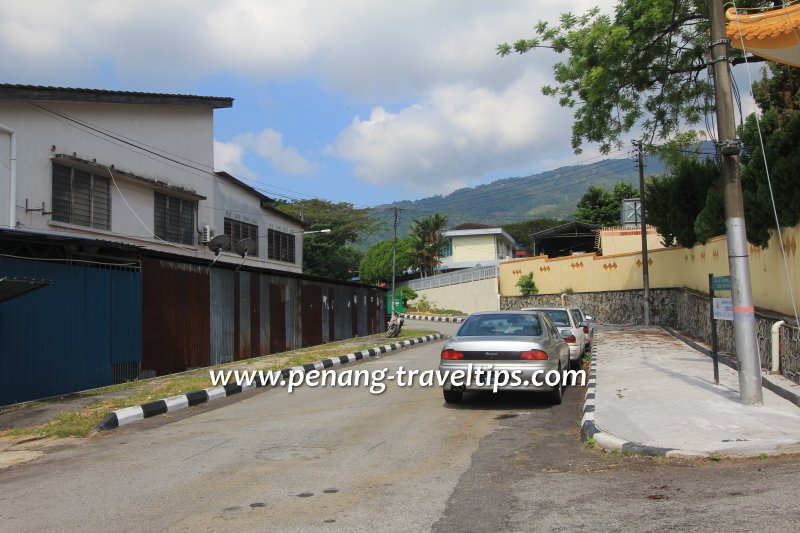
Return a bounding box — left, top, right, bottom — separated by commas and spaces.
726, 5, 800, 67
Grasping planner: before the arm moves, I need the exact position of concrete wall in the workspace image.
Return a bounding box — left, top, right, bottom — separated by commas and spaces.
600, 225, 665, 255
502, 287, 800, 385
412, 277, 499, 314
499, 225, 800, 317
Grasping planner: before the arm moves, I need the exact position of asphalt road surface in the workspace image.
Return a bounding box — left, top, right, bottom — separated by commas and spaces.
2, 320, 800, 532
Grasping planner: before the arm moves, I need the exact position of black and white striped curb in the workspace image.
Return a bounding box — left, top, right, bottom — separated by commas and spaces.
580, 342, 677, 458
96, 333, 444, 431
402, 314, 467, 323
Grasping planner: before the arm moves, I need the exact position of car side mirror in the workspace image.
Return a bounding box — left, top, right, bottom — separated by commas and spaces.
584, 315, 594, 321
579, 321, 589, 327
560, 329, 573, 339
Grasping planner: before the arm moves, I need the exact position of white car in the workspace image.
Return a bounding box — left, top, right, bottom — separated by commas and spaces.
522, 307, 587, 369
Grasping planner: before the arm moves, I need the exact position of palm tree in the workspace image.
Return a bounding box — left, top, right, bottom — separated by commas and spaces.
410, 214, 448, 277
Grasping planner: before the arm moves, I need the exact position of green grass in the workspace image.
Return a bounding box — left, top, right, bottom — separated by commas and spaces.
758, 453, 769, 460
708, 453, 722, 461
585, 437, 596, 449
0, 328, 439, 439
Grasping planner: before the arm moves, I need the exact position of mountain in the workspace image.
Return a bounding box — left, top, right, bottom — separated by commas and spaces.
361, 156, 667, 248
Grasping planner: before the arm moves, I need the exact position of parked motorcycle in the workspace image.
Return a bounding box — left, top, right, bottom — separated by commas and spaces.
386, 312, 405, 338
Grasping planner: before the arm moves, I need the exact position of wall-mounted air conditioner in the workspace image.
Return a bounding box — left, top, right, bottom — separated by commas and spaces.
201, 225, 215, 244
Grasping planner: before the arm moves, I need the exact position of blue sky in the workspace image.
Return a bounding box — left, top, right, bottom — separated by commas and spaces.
3, 0, 756, 208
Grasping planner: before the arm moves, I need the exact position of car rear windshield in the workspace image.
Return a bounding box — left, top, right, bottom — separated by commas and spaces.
541, 310, 571, 327
570, 309, 583, 325
457, 314, 543, 337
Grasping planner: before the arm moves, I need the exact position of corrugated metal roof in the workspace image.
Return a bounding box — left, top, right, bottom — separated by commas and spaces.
0, 84, 233, 108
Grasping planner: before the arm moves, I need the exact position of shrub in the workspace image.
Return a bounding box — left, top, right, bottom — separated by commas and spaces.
516, 273, 539, 296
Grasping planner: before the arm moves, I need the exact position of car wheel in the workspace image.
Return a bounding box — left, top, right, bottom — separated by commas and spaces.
443, 389, 463, 404
548, 366, 564, 405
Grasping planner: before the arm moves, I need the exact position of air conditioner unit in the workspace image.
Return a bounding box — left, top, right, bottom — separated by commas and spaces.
201, 225, 215, 244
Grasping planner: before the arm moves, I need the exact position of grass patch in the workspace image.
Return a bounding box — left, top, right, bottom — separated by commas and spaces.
708, 453, 722, 462
0, 328, 438, 439
585, 437, 596, 449
758, 453, 769, 460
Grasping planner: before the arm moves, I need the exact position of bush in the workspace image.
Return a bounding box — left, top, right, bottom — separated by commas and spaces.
516, 273, 539, 296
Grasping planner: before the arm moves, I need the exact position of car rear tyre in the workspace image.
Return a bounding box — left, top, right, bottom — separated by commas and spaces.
443, 389, 463, 404
548, 367, 564, 405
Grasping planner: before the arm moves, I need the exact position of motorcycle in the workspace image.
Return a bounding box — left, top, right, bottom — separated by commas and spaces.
386, 312, 405, 338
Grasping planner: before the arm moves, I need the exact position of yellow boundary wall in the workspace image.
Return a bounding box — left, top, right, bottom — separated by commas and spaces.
499, 225, 799, 316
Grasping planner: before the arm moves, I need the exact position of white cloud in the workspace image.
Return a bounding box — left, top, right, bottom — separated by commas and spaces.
234, 129, 317, 176
328, 68, 579, 195
213, 139, 255, 179
0, 0, 614, 93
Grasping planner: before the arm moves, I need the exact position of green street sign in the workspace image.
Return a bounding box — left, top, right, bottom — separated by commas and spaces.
712, 275, 731, 292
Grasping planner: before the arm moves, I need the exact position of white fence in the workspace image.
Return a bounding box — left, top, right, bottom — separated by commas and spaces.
402, 265, 498, 291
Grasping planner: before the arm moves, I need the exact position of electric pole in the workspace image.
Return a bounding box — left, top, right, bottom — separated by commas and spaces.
633, 139, 651, 326
391, 207, 398, 315
708, 0, 762, 404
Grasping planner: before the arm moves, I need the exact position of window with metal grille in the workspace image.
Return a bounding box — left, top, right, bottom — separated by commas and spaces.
224, 217, 259, 257
154, 192, 195, 245
267, 229, 295, 263
51, 163, 110, 230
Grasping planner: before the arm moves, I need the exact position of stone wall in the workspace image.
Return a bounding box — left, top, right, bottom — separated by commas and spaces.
502, 288, 800, 384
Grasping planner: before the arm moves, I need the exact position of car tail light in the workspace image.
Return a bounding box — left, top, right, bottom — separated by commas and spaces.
583, 326, 589, 334
564, 335, 576, 344
441, 349, 464, 360
520, 350, 548, 360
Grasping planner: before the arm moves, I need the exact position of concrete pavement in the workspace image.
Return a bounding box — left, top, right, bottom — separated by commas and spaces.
585, 326, 800, 458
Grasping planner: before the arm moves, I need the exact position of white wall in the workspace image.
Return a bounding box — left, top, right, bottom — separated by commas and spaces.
211, 179, 303, 273
412, 277, 499, 314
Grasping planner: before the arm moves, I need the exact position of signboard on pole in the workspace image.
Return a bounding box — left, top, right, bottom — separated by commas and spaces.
712, 275, 731, 291
713, 297, 734, 321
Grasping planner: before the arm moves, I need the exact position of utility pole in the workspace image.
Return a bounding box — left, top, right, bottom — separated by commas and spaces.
708, 0, 762, 404
633, 139, 651, 326
391, 207, 398, 315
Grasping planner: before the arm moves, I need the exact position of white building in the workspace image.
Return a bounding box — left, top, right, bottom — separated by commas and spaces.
440, 223, 519, 270
0, 84, 303, 273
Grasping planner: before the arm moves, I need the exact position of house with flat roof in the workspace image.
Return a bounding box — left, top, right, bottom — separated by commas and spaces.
440, 223, 520, 270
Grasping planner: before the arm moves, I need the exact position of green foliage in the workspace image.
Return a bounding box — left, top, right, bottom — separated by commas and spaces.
276, 199, 379, 279
574, 182, 638, 226
409, 214, 448, 277
516, 272, 539, 296
399, 286, 417, 306
497, 1, 723, 153
502, 218, 566, 253
739, 63, 800, 247
646, 157, 720, 247
359, 238, 416, 284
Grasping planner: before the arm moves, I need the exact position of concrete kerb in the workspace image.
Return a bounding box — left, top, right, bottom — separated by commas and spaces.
581, 326, 800, 459
401, 314, 467, 323
96, 333, 444, 432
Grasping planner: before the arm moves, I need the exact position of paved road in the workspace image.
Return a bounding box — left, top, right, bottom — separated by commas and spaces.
2, 320, 800, 531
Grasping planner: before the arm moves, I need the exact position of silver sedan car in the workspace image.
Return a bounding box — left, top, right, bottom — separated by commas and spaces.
438, 310, 571, 405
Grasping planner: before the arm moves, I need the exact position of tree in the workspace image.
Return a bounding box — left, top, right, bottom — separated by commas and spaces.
409, 214, 448, 277
497, 1, 765, 154
645, 157, 721, 247
275, 199, 380, 279
574, 182, 637, 226
739, 63, 800, 247
359, 238, 417, 284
